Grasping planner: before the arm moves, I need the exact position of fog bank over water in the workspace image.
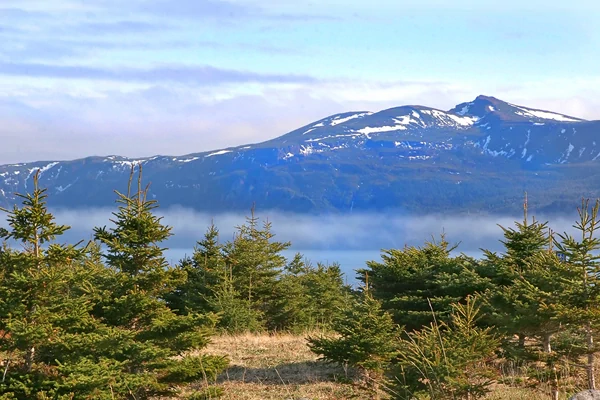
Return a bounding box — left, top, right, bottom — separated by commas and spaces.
0, 207, 584, 281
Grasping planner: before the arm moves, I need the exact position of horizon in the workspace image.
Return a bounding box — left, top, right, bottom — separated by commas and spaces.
2, 0, 600, 163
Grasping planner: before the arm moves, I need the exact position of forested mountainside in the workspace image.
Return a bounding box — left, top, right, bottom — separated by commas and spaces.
2, 95, 600, 214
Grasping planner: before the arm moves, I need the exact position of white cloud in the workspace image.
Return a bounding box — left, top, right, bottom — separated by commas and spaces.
8, 207, 586, 253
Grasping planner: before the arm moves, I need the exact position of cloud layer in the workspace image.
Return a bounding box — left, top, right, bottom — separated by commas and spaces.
0, 207, 585, 281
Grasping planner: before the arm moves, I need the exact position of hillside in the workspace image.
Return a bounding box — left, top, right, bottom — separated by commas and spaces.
1, 95, 599, 214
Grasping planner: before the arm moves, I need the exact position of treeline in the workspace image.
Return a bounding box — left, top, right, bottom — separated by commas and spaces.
2, 168, 600, 399
0, 169, 350, 399
309, 200, 600, 399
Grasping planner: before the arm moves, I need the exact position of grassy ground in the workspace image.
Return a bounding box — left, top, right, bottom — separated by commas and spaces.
185, 332, 576, 400
187, 332, 373, 399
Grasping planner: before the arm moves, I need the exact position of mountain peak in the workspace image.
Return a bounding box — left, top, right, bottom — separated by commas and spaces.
474, 94, 504, 103
450, 95, 585, 123
448, 95, 506, 118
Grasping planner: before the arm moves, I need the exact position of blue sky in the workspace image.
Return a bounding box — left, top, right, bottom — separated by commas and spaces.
1, 0, 600, 163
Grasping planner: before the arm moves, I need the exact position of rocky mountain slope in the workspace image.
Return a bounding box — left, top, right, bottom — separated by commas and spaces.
1, 95, 599, 214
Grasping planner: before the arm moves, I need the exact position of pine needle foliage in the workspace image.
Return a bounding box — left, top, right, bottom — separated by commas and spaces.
308, 290, 401, 397
552, 199, 600, 390
0, 171, 98, 397
91, 166, 228, 398
0, 167, 227, 399
394, 296, 499, 400
166, 222, 225, 315
221, 209, 290, 317
268, 254, 351, 332
477, 209, 551, 355
358, 236, 488, 331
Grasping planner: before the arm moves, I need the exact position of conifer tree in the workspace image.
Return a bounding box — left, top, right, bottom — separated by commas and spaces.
513, 250, 576, 400
0, 171, 95, 396
165, 222, 264, 333
308, 288, 400, 399
269, 254, 350, 331
358, 236, 487, 331
553, 199, 600, 390
91, 166, 228, 398
0, 171, 158, 399
166, 222, 225, 315
478, 200, 551, 351
221, 209, 290, 322
169, 210, 299, 333
394, 296, 499, 400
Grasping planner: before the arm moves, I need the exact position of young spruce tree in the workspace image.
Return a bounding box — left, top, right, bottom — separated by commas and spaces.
553, 199, 600, 390
308, 286, 400, 399
358, 236, 487, 331
220, 208, 290, 329
478, 199, 551, 351
92, 166, 227, 398
0, 171, 102, 398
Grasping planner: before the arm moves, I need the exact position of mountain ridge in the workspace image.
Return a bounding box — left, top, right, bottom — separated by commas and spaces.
1, 95, 599, 215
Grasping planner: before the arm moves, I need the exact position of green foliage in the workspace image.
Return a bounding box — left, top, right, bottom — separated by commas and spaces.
170, 214, 351, 333
308, 290, 401, 394
162, 355, 229, 384
478, 207, 552, 344
6, 168, 600, 399
551, 199, 600, 389
221, 209, 290, 314
0, 167, 226, 399
269, 254, 351, 332
89, 167, 226, 397
553, 199, 600, 319
166, 222, 225, 315
394, 296, 500, 400
358, 236, 488, 331
186, 386, 224, 400
0, 171, 107, 398
208, 277, 265, 333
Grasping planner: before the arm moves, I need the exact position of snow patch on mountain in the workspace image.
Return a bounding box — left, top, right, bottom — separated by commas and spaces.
56, 183, 74, 193
565, 143, 575, 160
177, 157, 199, 163
300, 145, 314, 156
457, 105, 470, 116
482, 135, 491, 150
356, 124, 407, 135
330, 112, 372, 126
305, 133, 361, 142
205, 150, 232, 158
420, 109, 478, 127
512, 105, 582, 122
38, 162, 59, 176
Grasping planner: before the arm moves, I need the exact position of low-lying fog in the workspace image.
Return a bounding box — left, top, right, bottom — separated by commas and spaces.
0, 207, 584, 283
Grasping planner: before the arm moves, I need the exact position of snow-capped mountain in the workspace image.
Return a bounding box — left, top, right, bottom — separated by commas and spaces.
1, 95, 599, 214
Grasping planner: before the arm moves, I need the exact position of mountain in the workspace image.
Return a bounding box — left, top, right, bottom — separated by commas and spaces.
1, 95, 600, 215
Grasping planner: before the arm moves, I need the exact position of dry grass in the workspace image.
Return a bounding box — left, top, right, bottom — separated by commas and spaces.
184, 331, 374, 399
181, 332, 579, 400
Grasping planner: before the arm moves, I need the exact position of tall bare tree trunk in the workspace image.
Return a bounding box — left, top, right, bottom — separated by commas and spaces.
587, 324, 596, 390
543, 333, 559, 400
25, 231, 41, 372
543, 333, 552, 353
